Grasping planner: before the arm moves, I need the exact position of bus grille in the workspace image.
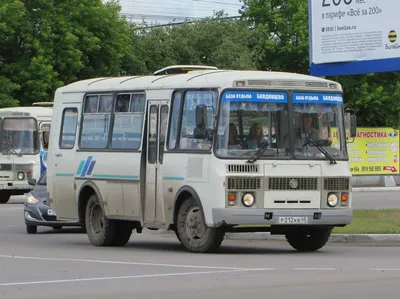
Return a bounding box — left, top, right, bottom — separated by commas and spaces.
0, 164, 12, 171
15, 164, 33, 171
226, 164, 259, 173
323, 177, 350, 191
227, 177, 263, 190
268, 177, 318, 191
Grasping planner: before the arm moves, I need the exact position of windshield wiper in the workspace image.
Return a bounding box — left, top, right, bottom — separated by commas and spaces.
304, 137, 336, 164
247, 137, 275, 164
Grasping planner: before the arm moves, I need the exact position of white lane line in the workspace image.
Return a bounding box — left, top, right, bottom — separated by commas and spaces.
0, 268, 273, 287
370, 268, 400, 271
293, 268, 336, 271
0, 254, 273, 271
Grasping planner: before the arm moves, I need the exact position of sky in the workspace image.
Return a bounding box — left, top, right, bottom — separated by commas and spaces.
116, 0, 243, 25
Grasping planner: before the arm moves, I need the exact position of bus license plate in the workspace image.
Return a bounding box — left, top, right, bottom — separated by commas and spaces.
47, 209, 56, 216
278, 217, 308, 224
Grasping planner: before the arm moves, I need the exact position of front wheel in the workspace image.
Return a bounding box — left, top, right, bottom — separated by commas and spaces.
85, 194, 116, 246
285, 227, 332, 252
176, 197, 225, 253
0, 192, 11, 204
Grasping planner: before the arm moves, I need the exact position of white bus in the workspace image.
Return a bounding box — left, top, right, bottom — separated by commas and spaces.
0, 106, 53, 203
47, 66, 357, 253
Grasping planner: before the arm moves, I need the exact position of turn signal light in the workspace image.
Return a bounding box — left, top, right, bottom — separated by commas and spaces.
228, 193, 236, 206
341, 193, 348, 206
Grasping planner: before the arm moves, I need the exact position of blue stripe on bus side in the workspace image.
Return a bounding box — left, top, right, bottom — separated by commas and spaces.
163, 177, 185, 181
76, 161, 85, 175
56, 173, 74, 177
80, 156, 93, 177
92, 174, 139, 180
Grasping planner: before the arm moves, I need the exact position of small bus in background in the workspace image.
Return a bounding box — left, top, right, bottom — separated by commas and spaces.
0, 105, 53, 203
47, 66, 356, 253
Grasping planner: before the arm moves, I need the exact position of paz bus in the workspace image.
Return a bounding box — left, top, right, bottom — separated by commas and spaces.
46, 66, 357, 253
0, 105, 53, 203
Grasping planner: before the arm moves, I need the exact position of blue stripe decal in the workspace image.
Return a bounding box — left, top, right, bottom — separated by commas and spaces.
87, 161, 96, 176
76, 161, 85, 175
56, 173, 74, 177
80, 156, 93, 177
92, 174, 139, 179
163, 177, 185, 181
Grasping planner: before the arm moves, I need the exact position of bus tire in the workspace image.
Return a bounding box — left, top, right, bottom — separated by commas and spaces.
109, 221, 133, 246
285, 227, 332, 252
85, 193, 116, 246
176, 197, 224, 253
0, 192, 11, 204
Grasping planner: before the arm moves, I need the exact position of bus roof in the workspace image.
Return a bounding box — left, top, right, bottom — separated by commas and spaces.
0, 106, 53, 119
56, 68, 343, 94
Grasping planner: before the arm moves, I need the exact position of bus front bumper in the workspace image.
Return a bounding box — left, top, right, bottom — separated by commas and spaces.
212, 208, 353, 226
0, 182, 32, 191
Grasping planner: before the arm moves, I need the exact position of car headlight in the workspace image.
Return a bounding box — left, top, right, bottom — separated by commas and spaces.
18, 172, 24, 180
26, 194, 39, 204
327, 193, 339, 207
242, 193, 255, 207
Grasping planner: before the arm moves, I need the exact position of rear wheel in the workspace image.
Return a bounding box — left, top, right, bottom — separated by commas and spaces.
285, 227, 332, 252
176, 197, 225, 253
26, 225, 37, 234
85, 194, 116, 246
109, 221, 133, 246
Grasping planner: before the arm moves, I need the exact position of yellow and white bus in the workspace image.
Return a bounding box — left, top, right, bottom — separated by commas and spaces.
47, 66, 356, 253
0, 105, 53, 203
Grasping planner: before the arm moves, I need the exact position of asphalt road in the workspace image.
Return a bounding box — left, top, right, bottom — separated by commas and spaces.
8, 189, 400, 209
1, 204, 400, 299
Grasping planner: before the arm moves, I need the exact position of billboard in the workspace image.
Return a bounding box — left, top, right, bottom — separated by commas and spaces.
308, 0, 400, 76
331, 128, 399, 175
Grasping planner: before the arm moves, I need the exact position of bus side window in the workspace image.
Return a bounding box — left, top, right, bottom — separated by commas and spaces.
59, 108, 78, 149
80, 94, 112, 149
167, 91, 182, 150
111, 93, 145, 150
159, 105, 169, 164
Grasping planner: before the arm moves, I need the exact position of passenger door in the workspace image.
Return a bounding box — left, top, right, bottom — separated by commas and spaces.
144, 101, 169, 225
52, 106, 79, 220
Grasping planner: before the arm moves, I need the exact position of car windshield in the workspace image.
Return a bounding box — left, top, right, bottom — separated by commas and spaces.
291, 92, 347, 161
1, 118, 40, 155
215, 90, 290, 159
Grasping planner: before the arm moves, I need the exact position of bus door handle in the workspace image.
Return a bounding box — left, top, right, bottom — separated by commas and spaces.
55, 153, 62, 157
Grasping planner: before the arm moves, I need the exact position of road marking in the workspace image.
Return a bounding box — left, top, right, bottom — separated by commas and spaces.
370, 268, 400, 271
0, 269, 271, 287
293, 268, 336, 271
0, 254, 274, 271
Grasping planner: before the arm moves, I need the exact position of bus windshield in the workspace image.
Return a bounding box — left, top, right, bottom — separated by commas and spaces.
215, 90, 290, 159
1, 118, 40, 155
215, 90, 348, 161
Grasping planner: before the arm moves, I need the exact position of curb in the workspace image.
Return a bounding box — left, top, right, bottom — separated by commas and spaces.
352, 187, 400, 192
148, 230, 400, 244
224, 232, 400, 243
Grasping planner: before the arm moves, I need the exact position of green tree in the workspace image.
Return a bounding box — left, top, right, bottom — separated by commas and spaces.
130, 12, 261, 74
1, 0, 134, 106
0, 0, 24, 107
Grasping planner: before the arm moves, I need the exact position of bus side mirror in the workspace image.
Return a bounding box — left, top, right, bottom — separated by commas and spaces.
195, 104, 207, 128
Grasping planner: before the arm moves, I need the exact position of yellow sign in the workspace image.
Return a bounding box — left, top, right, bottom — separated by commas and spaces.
331, 128, 399, 175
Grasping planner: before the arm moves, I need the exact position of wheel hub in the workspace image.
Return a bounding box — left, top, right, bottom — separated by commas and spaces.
185, 207, 206, 240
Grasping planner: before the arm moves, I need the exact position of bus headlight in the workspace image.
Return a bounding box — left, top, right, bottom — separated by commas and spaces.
327, 193, 339, 207
18, 172, 25, 180
242, 193, 255, 207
